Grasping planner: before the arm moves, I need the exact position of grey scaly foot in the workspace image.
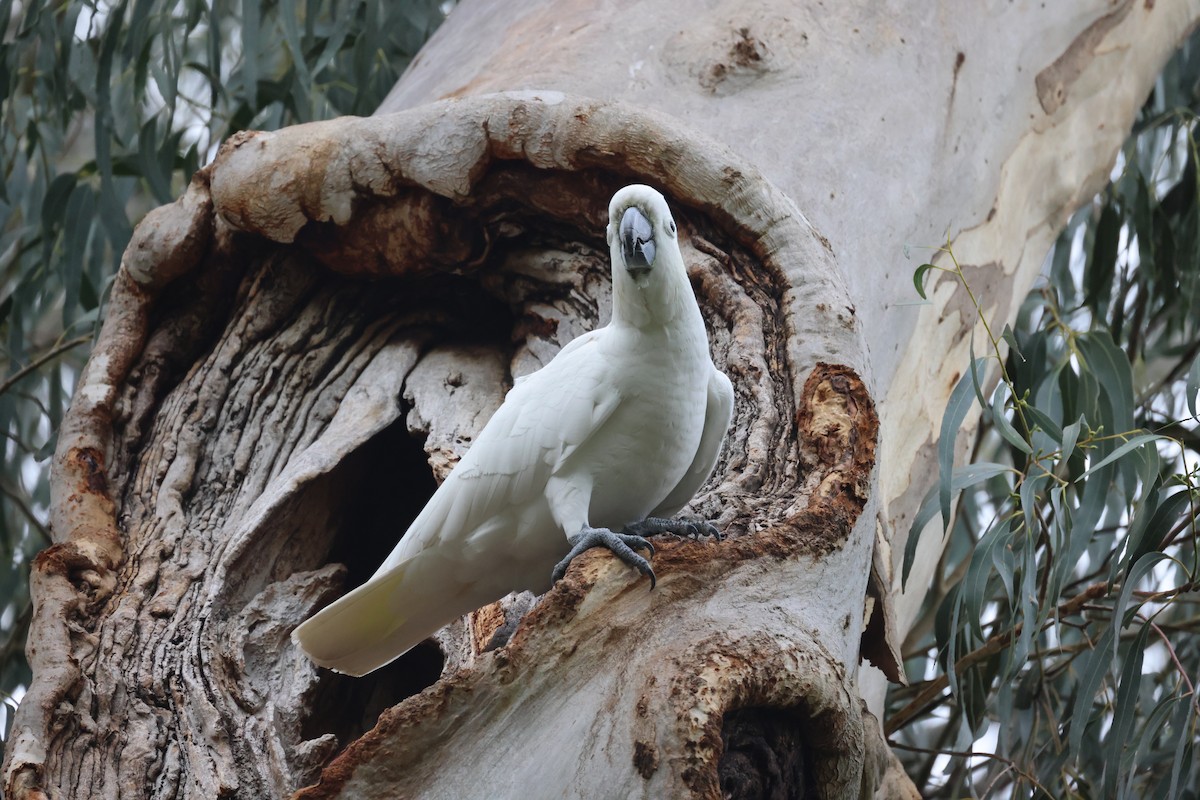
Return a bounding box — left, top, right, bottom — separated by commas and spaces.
551, 526, 656, 588
623, 515, 722, 541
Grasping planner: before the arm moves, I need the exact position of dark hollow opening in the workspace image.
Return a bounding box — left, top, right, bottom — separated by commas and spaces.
299, 417, 446, 748
324, 418, 439, 590
718, 707, 817, 800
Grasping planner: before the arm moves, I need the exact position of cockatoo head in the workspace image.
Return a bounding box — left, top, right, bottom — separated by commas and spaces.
605, 185, 692, 327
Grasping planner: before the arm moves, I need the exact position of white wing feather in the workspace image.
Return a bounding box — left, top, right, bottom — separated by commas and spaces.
650, 367, 734, 518
293, 329, 621, 674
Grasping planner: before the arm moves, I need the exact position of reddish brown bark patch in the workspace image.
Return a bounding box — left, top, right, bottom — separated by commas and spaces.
633, 739, 660, 779
790, 362, 877, 553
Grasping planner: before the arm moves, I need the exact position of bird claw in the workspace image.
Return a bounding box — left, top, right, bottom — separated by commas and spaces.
623, 515, 722, 541
552, 526, 656, 589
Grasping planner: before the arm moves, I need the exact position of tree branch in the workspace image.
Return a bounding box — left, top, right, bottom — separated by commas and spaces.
0, 334, 91, 396
886, 581, 1110, 735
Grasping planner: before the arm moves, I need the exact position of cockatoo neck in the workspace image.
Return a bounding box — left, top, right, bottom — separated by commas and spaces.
610, 249, 695, 331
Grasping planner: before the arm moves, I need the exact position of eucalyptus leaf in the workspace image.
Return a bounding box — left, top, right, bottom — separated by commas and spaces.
1078, 433, 1162, 480
903, 462, 1013, 586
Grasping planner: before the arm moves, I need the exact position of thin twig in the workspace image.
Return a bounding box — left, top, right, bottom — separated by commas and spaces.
886, 581, 1110, 735
0, 334, 92, 396
0, 480, 50, 543
887, 739, 1055, 797
1147, 619, 1200, 716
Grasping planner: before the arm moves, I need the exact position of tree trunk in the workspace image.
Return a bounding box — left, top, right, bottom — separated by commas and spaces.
4, 2, 1196, 799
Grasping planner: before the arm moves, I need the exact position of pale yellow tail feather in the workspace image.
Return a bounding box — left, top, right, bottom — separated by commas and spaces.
292, 547, 485, 677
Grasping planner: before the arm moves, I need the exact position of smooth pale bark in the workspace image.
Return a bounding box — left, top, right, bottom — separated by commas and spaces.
4, 2, 1197, 800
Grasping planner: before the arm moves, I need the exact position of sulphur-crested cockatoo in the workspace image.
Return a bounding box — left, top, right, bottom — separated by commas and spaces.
293, 184, 734, 676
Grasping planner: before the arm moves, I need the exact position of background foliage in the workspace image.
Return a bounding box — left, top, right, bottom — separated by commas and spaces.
0, 0, 448, 752
892, 33, 1200, 799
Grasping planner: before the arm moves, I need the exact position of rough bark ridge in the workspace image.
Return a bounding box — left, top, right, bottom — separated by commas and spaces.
4, 94, 882, 800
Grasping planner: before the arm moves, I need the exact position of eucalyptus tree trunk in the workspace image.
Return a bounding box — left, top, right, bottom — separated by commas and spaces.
5, 2, 1196, 799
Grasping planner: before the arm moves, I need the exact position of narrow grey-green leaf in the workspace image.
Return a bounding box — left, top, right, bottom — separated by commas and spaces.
969, 338, 989, 407
903, 462, 1013, 586
964, 517, 1010, 640
1016, 537, 1039, 656
1112, 552, 1169, 664
1085, 200, 1120, 317
1164, 695, 1194, 800
1078, 331, 1135, 434
1061, 415, 1085, 464
1069, 624, 1115, 760
1019, 472, 1048, 550
1127, 491, 1190, 572
242, 0, 259, 108
1104, 623, 1150, 799
40, 172, 76, 231
992, 382, 1033, 455
1187, 354, 1200, 421
1023, 403, 1063, 444
941, 362, 986, 530
1077, 433, 1162, 480
1130, 694, 1183, 800
62, 185, 96, 327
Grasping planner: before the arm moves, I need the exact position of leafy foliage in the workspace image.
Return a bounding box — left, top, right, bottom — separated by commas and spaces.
892, 36, 1200, 798
0, 0, 448, 747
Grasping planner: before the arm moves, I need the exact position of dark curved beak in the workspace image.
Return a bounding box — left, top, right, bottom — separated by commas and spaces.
620, 206, 655, 275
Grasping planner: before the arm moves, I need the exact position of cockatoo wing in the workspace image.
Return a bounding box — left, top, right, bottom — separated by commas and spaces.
649, 366, 734, 518
293, 329, 622, 674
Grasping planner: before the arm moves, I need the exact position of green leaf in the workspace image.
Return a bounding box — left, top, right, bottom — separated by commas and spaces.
1187, 355, 1200, 421
242, 0, 260, 108
137, 116, 172, 204
1163, 696, 1195, 800
62, 184, 96, 326
903, 462, 1012, 586
991, 520, 1017, 604
1077, 433, 1163, 480
79, 272, 99, 313
1131, 694, 1185, 796
279, 0, 313, 120
40, 172, 77, 232
968, 337, 989, 407
913, 263, 937, 300
1085, 200, 1121, 317
94, 0, 134, 249
1019, 472, 1048, 550
1104, 623, 1150, 799
1111, 552, 1170, 661
1077, 331, 1135, 436
1069, 624, 1116, 761
963, 516, 1012, 640
1060, 414, 1085, 467
1127, 490, 1191, 571
1023, 403, 1063, 445
991, 382, 1033, 455
941, 361, 986, 529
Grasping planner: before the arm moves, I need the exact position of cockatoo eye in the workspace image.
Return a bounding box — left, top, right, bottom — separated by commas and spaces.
668, 219, 676, 237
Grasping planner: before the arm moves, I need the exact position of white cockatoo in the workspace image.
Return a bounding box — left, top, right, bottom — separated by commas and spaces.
293, 184, 734, 676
